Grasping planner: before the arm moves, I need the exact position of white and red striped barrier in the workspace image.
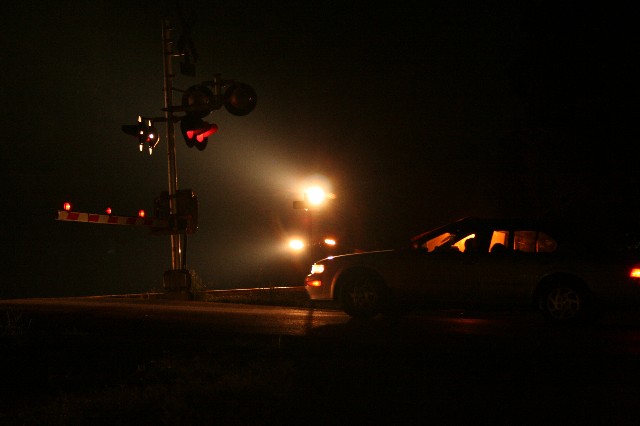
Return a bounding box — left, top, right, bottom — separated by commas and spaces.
57, 210, 168, 229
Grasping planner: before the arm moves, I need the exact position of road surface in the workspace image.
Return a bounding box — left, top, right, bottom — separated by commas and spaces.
2, 296, 640, 424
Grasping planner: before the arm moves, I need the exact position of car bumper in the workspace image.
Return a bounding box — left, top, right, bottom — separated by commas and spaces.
305, 274, 332, 300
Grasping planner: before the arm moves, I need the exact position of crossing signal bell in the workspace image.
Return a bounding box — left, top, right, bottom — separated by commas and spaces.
121, 116, 160, 155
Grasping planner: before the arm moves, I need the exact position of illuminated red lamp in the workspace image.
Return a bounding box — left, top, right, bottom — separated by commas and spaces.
186, 123, 218, 142
105, 207, 112, 215
138, 209, 145, 218
180, 115, 218, 151
63, 202, 72, 211
630, 266, 640, 279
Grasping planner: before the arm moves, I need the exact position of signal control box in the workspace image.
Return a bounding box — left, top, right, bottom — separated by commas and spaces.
153, 189, 198, 234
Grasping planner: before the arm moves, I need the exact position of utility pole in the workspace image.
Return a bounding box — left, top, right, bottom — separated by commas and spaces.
161, 20, 190, 297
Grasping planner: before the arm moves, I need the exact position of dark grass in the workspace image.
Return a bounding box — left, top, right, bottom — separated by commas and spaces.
0, 305, 310, 425
0, 306, 437, 425
3, 291, 640, 425
0, 289, 345, 425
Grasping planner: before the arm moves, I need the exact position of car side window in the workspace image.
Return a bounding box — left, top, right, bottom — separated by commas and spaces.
423, 233, 454, 252
514, 230, 537, 252
536, 232, 557, 252
461, 235, 478, 253
514, 230, 557, 253
423, 232, 476, 252
490, 230, 510, 253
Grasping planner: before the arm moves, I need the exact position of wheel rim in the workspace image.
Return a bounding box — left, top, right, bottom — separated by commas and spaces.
349, 282, 378, 309
344, 279, 380, 315
545, 286, 582, 320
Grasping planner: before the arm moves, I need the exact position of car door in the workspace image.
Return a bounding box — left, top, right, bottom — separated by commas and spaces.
469, 229, 553, 306
389, 229, 484, 305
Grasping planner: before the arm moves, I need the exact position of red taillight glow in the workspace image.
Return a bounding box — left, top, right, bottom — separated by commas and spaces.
105, 207, 112, 215
138, 209, 145, 218
630, 267, 640, 279
63, 202, 72, 211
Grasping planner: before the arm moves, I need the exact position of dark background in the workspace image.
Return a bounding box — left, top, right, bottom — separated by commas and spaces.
1, 1, 637, 297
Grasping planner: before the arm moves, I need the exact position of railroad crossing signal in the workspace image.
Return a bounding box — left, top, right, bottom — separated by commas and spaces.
113, 19, 257, 295
178, 80, 256, 150
121, 116, 160, 154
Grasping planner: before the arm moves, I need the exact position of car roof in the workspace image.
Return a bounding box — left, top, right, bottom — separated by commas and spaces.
409, 216, 572, 243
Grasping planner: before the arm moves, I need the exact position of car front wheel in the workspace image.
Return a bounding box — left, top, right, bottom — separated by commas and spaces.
340, 274, 385, 319
540, 283, 590, 323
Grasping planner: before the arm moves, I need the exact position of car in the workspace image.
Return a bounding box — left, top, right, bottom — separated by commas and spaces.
305, 216, 640, 323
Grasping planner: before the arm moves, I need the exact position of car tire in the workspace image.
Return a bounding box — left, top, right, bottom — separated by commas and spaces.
539, 282, 591, 323
340, 273, 385, 319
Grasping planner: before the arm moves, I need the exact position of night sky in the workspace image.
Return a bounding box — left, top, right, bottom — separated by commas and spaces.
2, 1, 637, 297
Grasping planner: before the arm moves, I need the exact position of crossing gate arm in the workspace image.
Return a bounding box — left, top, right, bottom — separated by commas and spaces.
56, 210, 169, 229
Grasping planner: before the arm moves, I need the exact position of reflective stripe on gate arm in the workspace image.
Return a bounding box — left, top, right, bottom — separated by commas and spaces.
56, 210, 168, 228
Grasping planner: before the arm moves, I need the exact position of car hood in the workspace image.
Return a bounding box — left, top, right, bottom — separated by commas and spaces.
315, 249, 397, 264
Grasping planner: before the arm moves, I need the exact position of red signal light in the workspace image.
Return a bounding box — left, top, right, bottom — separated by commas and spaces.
138, 209, 145, 218
181, 116, 217, 150
196, 124, 218, 142
105, 207, 112, 215
185, 127, 217, 142
63, 202, 72, 211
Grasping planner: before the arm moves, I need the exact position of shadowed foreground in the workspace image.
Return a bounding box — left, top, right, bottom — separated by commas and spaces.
2, 298, 639, 425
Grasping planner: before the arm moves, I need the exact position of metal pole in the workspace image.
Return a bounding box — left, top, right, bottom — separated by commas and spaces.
306, 194, 314, 264
162, 20, 183, 271
309, 209, 315, 264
